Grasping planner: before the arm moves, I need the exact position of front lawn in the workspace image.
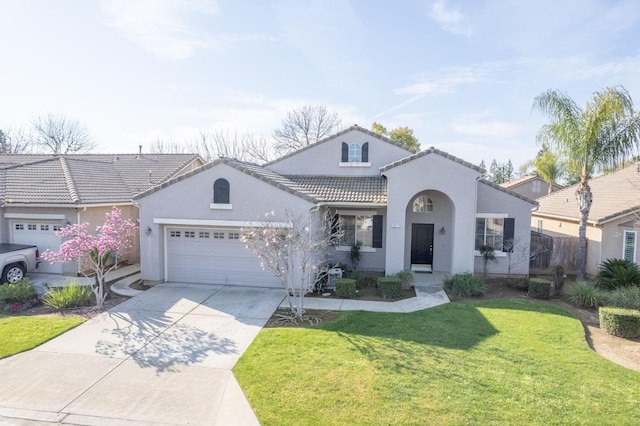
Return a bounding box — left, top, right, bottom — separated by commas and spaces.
0, 314, 85, 359
234, 299, 640, 425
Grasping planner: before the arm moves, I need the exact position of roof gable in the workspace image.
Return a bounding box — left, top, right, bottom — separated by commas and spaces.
380, 146, 483, 174
265, 124, 417, 167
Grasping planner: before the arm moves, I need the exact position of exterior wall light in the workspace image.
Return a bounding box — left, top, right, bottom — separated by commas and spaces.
440, 226, 446, 235
146, 225, 152, 235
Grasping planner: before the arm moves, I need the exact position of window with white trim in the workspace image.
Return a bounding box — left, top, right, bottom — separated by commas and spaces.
623, 230, 637, 262
27, 224, 37, 231
348, 143, 362, 162
413, 195, 434, 212
228, 232, 240, 240
41, 225, 49, 231
15, 224, 24, 230
213, 232, 225, 239
475, 216, 515, 252
199, 231, 210, 239
339, 214, 373, 247
170, 231, 181, 238
185, 231, 195, 238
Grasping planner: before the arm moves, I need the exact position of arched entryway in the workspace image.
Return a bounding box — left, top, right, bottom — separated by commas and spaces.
404, 190, 454, 272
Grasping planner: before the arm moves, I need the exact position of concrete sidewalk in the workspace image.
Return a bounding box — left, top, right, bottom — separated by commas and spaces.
0, 283, 285, 425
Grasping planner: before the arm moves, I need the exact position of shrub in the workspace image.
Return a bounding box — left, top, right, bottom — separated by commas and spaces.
595, 258, 640, 290
335, 279, 357, 299
42, 282, 92, 311
0, 278, 36, 303
552, 265, 566, 295
377, 277, 402, 299
443, 273, 486, 297
528, 278, 552, 299
603, 286, 640, 310
599, 307, 640, 338
0, 278, 38, 313
566, 281, 607, 308
394, 271, 414, 290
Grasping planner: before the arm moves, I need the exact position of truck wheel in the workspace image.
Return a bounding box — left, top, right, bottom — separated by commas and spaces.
2, 264, 25, 284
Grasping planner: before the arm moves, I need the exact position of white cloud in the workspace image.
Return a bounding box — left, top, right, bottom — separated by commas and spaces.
101, 0, 274, 60
427, 0, 472, 36
101, 0, 221, 59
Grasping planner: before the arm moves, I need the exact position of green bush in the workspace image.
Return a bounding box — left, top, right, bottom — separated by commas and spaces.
43, 283, 92, 311
394, 271, 414, 290
335, 279, 357, 299
528, 278, 552, 299
603, 286, 640, 310
566, 281, 607, 308
599, 307, 640, 338
377, 277, 402, 299
0, 278, 38, 313
595, 258, 640, 290
553, 265, 566, 295
443, 273, 486, 297
0, 278, 36, 303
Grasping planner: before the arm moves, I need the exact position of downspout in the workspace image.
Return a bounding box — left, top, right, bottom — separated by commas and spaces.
308, 205, 321, 290
472, 176, 481, 274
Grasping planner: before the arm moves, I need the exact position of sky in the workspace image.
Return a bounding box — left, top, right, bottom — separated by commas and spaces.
1, 0, 639, 170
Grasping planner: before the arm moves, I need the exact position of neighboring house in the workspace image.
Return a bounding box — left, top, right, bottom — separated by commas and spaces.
501, 175, 563, 199
0, 152, 204, 275
135, 125, 536, 287
532, 162, 640, 275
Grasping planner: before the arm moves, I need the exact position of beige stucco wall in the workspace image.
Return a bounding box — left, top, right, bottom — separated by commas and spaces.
531, 214, 603, 275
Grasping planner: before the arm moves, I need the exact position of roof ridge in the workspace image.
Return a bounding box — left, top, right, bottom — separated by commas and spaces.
158, 154, 202, 184
264, 124, 417, 166
59, 157, 81, 204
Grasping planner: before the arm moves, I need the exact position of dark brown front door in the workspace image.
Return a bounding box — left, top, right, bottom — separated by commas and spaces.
411, 224, 434, 266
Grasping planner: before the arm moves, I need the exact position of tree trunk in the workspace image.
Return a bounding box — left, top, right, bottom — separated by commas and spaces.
575, 180, 592, 281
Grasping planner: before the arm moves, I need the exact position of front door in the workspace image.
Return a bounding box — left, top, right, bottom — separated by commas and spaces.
411, 224, 434, 268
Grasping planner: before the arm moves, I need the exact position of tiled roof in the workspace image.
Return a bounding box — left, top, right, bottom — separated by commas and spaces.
285, 175, 387, 203
0, 153, 201, 205
534, 163, 640, 224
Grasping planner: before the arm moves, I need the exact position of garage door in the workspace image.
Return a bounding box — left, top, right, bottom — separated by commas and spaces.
11, 222, 63, 274
166, 227, 280, 287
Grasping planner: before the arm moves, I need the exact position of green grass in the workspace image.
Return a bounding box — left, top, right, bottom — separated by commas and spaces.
234, 299, 640, 425
0, 314, 85, 358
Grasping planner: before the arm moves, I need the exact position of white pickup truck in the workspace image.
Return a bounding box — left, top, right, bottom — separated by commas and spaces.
0, 244, 40, 284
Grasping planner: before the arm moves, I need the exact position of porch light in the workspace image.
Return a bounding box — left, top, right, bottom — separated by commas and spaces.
146, 225, 152, 235
440, 226, 446, 235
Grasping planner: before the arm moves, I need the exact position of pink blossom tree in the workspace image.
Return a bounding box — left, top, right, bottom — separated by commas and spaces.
241, 210, 340, 321
42, 207, 138, 309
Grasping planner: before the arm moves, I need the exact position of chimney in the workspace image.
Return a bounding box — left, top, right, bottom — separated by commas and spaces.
136, 145, 143, 159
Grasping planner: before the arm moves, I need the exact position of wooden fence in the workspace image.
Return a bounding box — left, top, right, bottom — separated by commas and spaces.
530, 231, 581, 273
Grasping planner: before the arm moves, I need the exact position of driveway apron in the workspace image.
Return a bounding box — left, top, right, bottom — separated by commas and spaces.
0, 283, 285, 425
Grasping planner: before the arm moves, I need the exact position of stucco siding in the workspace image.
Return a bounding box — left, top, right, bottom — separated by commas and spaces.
384, 153, 481, 275
601, 215, 639, 266
268, 129, 412, 176
137, 163, 314, 282
475, 183, 534, 276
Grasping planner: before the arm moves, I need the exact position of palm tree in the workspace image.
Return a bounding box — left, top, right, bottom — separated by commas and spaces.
533, 86, 640, 281
533, 146, 563, 194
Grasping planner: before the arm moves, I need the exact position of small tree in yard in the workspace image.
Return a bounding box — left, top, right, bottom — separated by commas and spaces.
241, 210, 340, 322
41, 207, 137, 309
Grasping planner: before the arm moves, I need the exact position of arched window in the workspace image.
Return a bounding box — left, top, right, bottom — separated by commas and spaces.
413, 195, 433, 212
348, 143, 362, 162
213, 178, 230, 204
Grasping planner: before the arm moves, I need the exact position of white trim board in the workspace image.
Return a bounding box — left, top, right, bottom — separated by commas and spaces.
153, 218, 291, 228
4, 213, 66, 220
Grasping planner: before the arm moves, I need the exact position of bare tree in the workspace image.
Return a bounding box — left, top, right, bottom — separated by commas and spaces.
30, 114, 95, 154
240, 209, 341, 323
149, 138, 189, 154
188, 130, 274, 164
273, 105, 342, 154
0, 127, 31, 153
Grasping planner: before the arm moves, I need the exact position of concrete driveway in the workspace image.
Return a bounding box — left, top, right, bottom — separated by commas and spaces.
0, 283, 284, 425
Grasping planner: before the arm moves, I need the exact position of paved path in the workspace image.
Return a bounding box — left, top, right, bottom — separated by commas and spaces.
0, 283, 285, 425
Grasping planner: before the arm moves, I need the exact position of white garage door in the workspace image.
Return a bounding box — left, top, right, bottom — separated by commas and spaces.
166, 227, 279, 287
11, 222, 63, 274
